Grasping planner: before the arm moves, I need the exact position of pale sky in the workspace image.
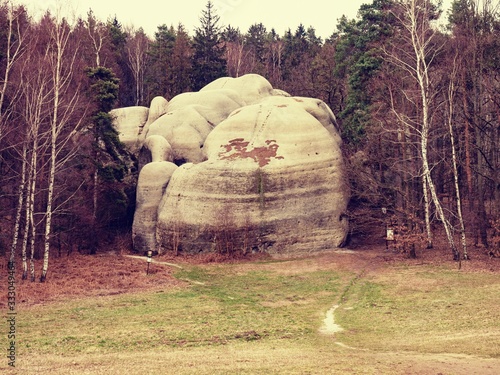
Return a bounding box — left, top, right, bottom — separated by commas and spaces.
15, 0, 454, 40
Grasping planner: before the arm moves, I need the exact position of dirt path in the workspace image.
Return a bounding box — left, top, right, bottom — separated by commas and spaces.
312, 246, 500, 374
290, 247, 500, 375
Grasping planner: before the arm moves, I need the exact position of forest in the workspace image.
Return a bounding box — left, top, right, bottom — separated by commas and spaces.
0, 0, 499, 282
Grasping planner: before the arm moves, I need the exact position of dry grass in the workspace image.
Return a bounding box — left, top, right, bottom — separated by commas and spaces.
3, 253, 181, 307
1, 240, 499, 374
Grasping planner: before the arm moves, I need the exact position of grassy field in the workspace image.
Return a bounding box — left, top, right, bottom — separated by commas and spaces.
2, 247, 499, 374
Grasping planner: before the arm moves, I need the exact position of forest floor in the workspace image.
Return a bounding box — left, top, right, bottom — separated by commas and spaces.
2, 235, 499, 374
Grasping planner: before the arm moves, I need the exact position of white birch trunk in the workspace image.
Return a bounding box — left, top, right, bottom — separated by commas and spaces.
27, 112, 41, 282
9, 143, 28, 264
447, 55, 468, 259
28, 147, 37, 282
41, 13, 74, 281
0, 2, 26, 121
126, 30, 148, 106
41, 66, 60, 283
21, 155, 32, 280
422, 174, 433, 248
414, 13, 459, 260
388, 0, 460, 259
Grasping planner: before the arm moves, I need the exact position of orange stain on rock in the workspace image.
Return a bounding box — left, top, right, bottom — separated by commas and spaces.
219, 138, 284, 167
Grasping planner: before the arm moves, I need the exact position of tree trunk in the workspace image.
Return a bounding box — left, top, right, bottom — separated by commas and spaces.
448, 59, 468, 259
461, 68, 474, 207
474, 84, 489, 248
0, 3, 26, 121
27, 122, 39, 282
28, 155, 37, 282
422, 174, 433, 249
9, 143, 28, 264
41, 12, 80, 281
408, 0, 457, 259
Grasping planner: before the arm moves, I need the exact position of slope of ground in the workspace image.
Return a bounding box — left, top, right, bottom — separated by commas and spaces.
1, 239, 499, 374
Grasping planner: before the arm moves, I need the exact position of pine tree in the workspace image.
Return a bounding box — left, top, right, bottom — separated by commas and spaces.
191, 1, 226, 90
334, 0, 394, 146
86, 66, 135, 252
107, 17, 135, 107
169, 24, 193, 96
245, 23, 267, 74
147, 24, 176, 99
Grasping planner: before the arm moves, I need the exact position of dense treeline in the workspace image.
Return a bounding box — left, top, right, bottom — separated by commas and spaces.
1, 0, 499, 280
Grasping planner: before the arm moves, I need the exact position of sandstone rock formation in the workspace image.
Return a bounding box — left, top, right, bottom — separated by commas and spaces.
156, 96, 349, 254
110, 106, 149, 154
111, 74, 349, 255
144, 89, 244, 164
139, 96, 169, 145
132, 161, 178, 254
200, 73, 274, 104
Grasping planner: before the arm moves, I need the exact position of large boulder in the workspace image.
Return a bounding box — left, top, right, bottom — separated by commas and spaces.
200, 74, 275, 105
112, 75, 288, 164
110, 106, 149, 154
121, 74, 350, 255
132, 161, 178, 253
139, 96, 169, 145
144, 89, 245, 164
155, 97, 349, 254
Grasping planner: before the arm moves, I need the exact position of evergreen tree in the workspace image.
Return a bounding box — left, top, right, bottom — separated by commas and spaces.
245, 23, 267, 74
191, 0, 226, 90
334, 0, 394, 146
306, 26, 322, 48
280, 24, 323, 96
310, 38, 344, 111
146, 24, 176, 99
86, 66, 135, 251
107, 17, 135, 107
169, 24, 193, 96
222, 24, 241, 43
87, 66, 122, 162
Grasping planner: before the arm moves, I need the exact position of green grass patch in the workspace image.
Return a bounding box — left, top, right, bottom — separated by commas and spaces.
336, 266, 500, 357
7, 258, 500, 374
16, 265, 343, 356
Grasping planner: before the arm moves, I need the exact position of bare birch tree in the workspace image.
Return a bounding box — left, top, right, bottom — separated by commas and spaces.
85, 10, 106, 67
3, 1, 28, 264
18, 53, 51, 280
0, 1, 27, 128
125, 27, 149, 105
446, 52, 469, 259
225, 37, 247, 77
385, 0, 462, 260
265, 33, 284, 86
8, 9, 87, 281
40, 13, 86, 282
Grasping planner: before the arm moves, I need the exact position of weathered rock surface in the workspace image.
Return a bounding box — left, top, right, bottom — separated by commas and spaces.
114, 74, 350, 255
139, 96, 169, 145
156, 97, 349, 254
132, 161, 178, 254
200, 73, 274, 105
138, 135, 174, 170
110, 106, 149, 154
144, 89, 245, 164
